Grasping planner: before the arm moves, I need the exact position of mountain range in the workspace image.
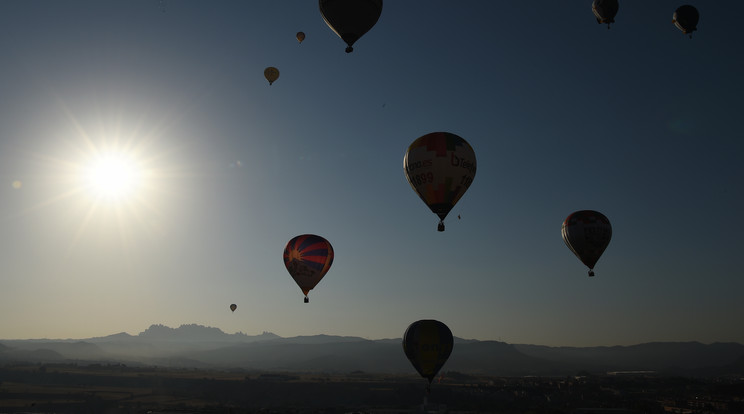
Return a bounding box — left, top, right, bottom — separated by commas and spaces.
2, 324, 743, 377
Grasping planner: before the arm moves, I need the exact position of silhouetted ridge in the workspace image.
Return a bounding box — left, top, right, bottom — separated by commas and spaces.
514, 341, 744, 373
2, 325, 743, 376
94, 332, 134, 341
268, 334, 368, 344
448, 340, 554, 376
139, 323, 225, 339
138, 324, 279, 342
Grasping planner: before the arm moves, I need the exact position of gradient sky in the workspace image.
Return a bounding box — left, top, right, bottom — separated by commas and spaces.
0, 1, 742, 347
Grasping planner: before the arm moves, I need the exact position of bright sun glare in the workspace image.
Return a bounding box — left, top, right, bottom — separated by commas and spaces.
19, 101, 180, 254
84, 152, 142, 201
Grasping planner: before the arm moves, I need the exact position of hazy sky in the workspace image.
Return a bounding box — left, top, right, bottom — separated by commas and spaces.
0, 1, 742, 347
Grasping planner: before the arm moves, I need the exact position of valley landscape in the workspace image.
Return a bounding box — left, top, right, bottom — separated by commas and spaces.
2, 1, 744, 412
4, 324, 744, 376
2, 324, 744, 413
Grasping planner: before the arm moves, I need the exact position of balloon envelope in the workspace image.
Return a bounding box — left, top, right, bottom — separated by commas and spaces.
404, 132, 476, 231
296, 31, 306, 43
230, 304, 237, 312
402, 320, 453, 384
673, 5, 699, 36
592, 0, 618, 27
283, 234, 334, 300
264, 67, 279, 85
319, 0, 382, 53
562, 210, 612, 276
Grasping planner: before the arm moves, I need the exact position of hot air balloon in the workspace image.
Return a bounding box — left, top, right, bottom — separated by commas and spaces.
402, 320, 453, 393
283, 234, 334, 303
592, 0, 618, 29
404, 132, 476, 232
230, 304, 237, 312
562, 210, 612, 277
673, 5, 699, 38
264, 67, 279, 85
296, 31, 306, 43
319, 0, 382, 53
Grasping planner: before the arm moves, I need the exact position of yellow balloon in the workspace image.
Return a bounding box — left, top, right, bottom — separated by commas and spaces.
264, 67, 279, 85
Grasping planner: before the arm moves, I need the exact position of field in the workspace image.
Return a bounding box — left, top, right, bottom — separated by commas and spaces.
0, 363, 449, 413
1, 363, 743, 413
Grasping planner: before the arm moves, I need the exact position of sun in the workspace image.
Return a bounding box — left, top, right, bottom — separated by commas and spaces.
13, 91, 204, 258
83, 151, 143, 201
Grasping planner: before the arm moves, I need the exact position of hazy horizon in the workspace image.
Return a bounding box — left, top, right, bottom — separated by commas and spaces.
1, 1, 742, 348
3, 322, 743, 348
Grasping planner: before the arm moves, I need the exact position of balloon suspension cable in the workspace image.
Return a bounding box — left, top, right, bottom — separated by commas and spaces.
304, 296, 309, 303
588, 269, 595, 277
345, 46, 353, 53
437, 220, 445, 232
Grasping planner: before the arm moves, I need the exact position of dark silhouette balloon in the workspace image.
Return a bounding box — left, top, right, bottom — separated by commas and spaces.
283, 234, 334, 303
230, 304, 237, 312
562, 210, 612, 277
592, 0, 619, 29
319, 0, 382, 53
296, 31, 306, 43
673, 5, 699, 38
404, 132, 476, 232
403, 320, 453, 393
264, 67, 279, 85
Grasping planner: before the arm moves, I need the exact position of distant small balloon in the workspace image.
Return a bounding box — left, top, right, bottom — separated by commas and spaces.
264, 67, 280, 85
230, 304, 237, 312
296, 32, 306, 43
12, 180, 21, 189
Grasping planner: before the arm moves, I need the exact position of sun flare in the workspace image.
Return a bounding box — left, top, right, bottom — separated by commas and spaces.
84, 152, 142, 201
14, 93, 199, 258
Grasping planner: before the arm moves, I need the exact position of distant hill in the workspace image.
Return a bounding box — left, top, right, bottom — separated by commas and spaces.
2, 324, 743, 377
267, 334, 369, 345
85, 324, 281, 358
448, 341, 559, 376
187, 339, 406, 372
92, 332, 134, 341
135, 324, 280, 343
0, 343, 69, 363
513, 341, 744, 374
0, 340, 105, 359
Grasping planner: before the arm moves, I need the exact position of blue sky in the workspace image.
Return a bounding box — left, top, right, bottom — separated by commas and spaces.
0, 1, 742, 346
